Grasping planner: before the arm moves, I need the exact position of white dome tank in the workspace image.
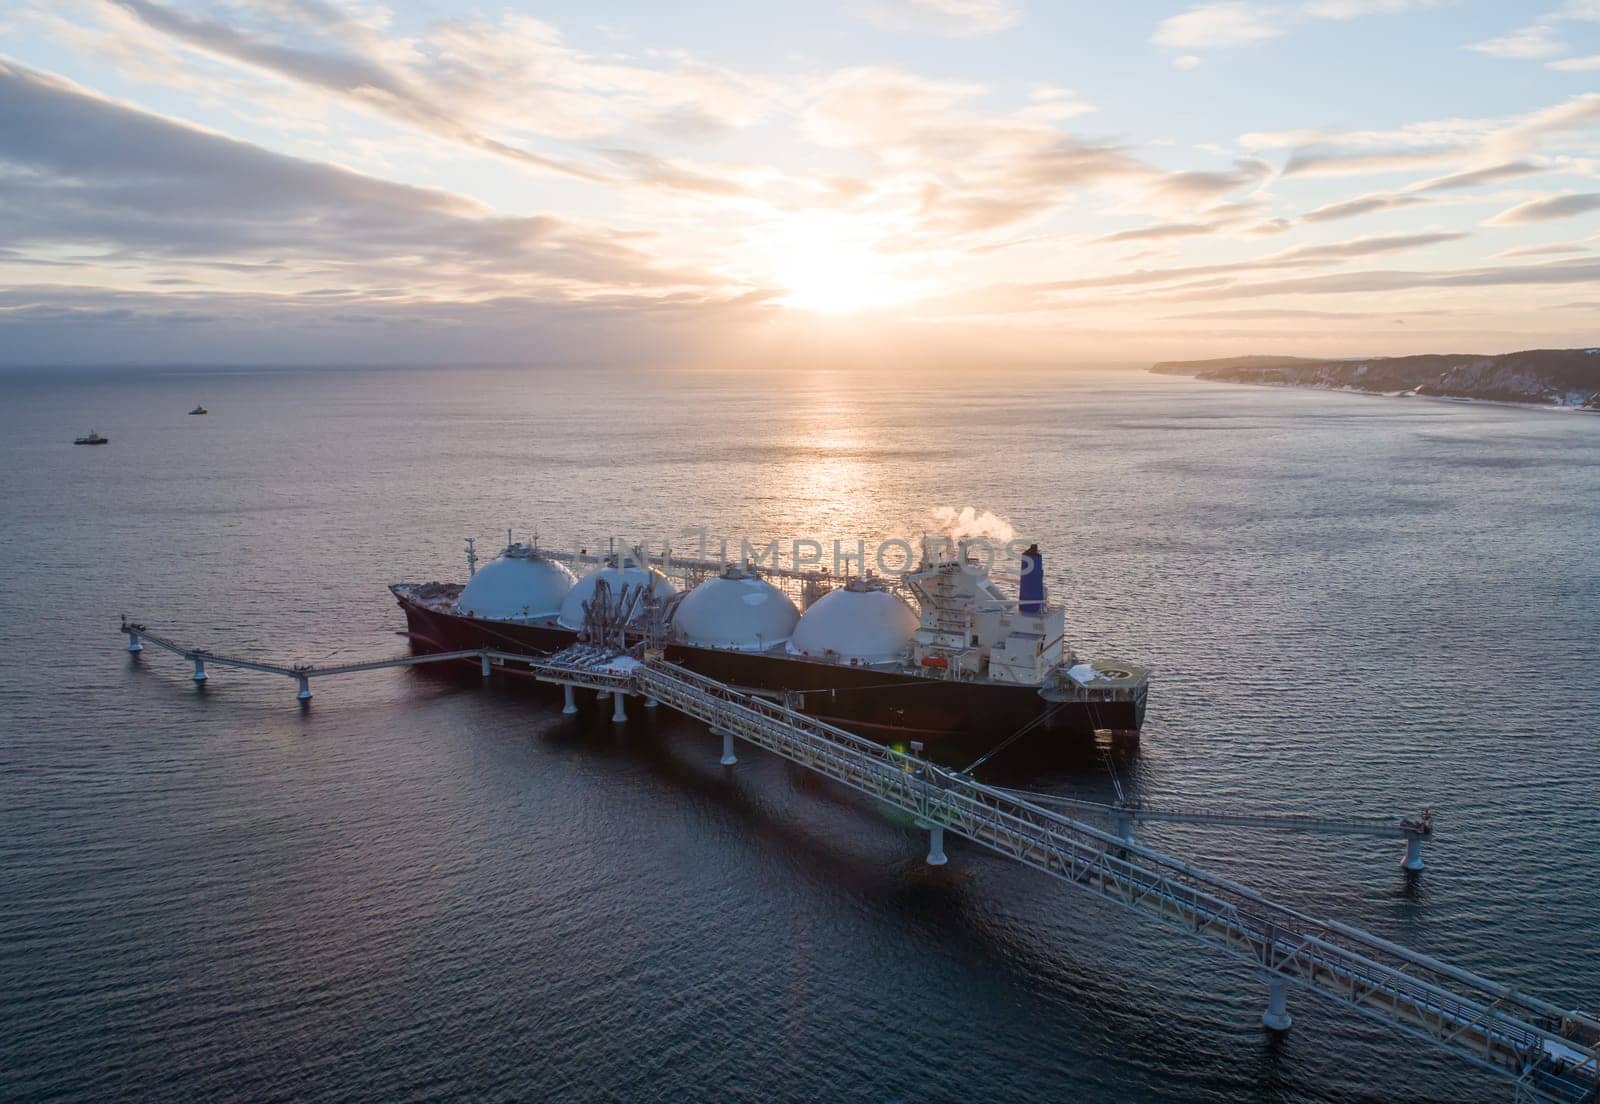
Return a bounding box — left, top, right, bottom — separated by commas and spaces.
674, 567, 800, 651
458, 547, 577, 621
557, 562, 678, 629
787, 580, 917, 664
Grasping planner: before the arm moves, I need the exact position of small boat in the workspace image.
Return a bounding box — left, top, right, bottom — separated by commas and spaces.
74, 431, 108, 445
189, 405, 208, 415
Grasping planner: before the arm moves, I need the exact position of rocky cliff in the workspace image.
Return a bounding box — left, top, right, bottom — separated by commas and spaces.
1151, 348, 1600, 409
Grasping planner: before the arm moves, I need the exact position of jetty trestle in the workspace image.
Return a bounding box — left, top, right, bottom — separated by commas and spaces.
117, 618, 1598, 1102
1002, 788, 1435, 871
119, 620, 638, 703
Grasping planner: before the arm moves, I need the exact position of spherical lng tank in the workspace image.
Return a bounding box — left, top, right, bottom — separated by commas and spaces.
674, 568, 800, 651
457, 548, 577, 621
786, 580, 917, 664
557, 563, 678, 629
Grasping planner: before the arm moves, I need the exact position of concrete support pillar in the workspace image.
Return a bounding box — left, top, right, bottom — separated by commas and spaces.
645, 697, 659, 709
480, 654, 491, 679
296, 675, 312, 701
1262, 976, 1292, 1032
719, 729, 737, 766
192, 657, 207, 682
562, 684, 577, 715
925, 824, 948, 866
1402, 835, 1425, 872
127, 630, 143, 653
611, 692, 627, 724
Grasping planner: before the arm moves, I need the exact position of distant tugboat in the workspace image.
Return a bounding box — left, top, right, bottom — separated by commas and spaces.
73, 431, 108, 445
189, 404, 208, 415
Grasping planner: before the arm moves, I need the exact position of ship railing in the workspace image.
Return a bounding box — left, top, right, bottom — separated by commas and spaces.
634, 657, 1597, 1100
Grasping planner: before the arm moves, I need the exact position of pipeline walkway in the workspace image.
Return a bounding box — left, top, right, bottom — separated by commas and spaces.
1007, 789, 1435, 870
119, 620, 1597, 1102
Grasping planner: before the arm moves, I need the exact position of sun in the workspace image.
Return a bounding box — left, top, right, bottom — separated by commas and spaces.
769, 218, 913, 314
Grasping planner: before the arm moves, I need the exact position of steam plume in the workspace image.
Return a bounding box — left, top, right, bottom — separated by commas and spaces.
928, 506, 1016, 543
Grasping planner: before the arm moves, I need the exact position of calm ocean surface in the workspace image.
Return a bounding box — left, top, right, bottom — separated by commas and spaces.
1, 364, 1596, 1103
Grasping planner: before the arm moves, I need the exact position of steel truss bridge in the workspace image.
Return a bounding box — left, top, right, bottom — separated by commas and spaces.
119, 620, 1598, 1102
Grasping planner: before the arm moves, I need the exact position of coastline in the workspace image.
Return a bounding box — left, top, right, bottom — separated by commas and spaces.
1150, 347, 1600, 414
1163, 372, 1600, 414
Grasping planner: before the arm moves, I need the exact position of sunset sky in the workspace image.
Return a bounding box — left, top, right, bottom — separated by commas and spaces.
1, 0, 1598, 366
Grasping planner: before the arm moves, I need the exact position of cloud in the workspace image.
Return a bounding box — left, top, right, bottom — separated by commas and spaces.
1490, 92, 1600, 153
851, 0, 1021, 36
1145, 159, 1273, 203
1408, 160, 1544, 191
1156, 0, 1439, 55
0, 60, 723, 298
1090, 222, 1217, 245
1496, 241, 1593, 257
1486, 192, 1600, 224
0, 283, 773, 367
1272, 230, 1468, 262
1469, 23, 1566, 59
1302, 0, 1436, 16
1168, 256, 1600, 300
1173, 54, 1203, 68
1281, 144, 1465, 176
1168, 307, 1433, 319
1154, 3, 1284, 49
799, 66, 1148, 235
598, 150, 752, 197
101, 0, 601, 180
1301, 192, 1431, 222
9, 1, 1600, 360
94, 0, 779, 187
1035, 230, 1472, 293
1469, 2, 1600, 65
1253, 92, 1600, 180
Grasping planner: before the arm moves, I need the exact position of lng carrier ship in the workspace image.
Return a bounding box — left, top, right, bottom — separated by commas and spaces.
393, 536, 1147, 765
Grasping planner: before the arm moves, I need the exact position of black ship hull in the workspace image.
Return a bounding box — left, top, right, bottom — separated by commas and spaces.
394, 588, 1144, 770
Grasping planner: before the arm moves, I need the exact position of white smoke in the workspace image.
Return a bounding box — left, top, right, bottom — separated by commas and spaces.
928, 506, 1016, 544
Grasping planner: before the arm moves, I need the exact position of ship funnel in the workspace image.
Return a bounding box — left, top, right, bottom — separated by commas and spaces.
1019, 543, 1044, 614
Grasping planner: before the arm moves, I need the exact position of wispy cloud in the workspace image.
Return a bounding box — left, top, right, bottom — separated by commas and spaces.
1497, 240, 1593, 257
1302, 193, 1432, 222
1154, 3, 1283, 49
1302, 0, 1437, 17
0, 60, 725, 299
1247, 92, 1600, 180
6, 0, 1600, 361
1090, 222, 1218, 245
92, 0, 779, 188
1467, 1, 1600, 64
799, 65, 1149, 235
850, 0, 1021, 36
1155, 0, 1440, 55
1409, 161, 1545, 191
1486, 192, 1600, 224
1167, 256, 1600, 300
1469, 23, 1565, 59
